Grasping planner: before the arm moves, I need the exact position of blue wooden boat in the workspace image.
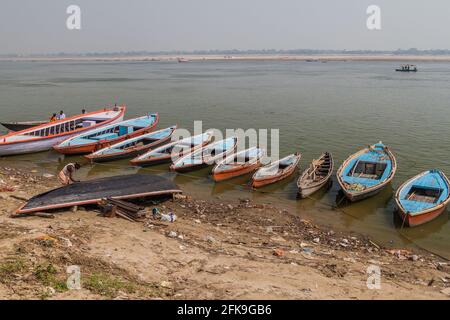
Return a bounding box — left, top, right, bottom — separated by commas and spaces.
85, 126, 177, 162
170, 136, 238, 173
53, 113, 158, 155
337, 142, 397, 202
394, 170, 450, 227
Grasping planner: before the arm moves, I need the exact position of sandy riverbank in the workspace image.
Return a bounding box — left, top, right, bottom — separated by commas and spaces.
0, 166, 449, 299
3, 54, 450, 63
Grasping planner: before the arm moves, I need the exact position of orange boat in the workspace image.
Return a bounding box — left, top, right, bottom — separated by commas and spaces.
0, 106, 126, 156
212, 147, 265, 182
251, 152, 301, 188
53, 113, 158, 155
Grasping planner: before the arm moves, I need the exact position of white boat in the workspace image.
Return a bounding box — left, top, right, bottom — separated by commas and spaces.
170, 136, 238, 172
0, 106, 126, 156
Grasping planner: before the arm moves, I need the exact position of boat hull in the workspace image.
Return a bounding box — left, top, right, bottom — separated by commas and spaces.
16, 174, 182, 214
340, 186, 385, 202
395, 206, 446, 227
298, 180, 330, 199
251, 166, 297, 188
213, 162, 261, 182
172, 162, 209, 173
131, 155, 173, 167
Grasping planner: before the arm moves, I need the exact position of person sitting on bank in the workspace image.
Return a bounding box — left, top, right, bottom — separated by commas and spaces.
58, 162, 81, 185
57, 110, 66, 120
50, 113, 57, 122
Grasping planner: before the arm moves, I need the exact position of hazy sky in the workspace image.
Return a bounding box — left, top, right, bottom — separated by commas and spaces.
0, 0, 448, 54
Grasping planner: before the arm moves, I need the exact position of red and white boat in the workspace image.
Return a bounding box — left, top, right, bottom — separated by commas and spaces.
0, 106, 126, 156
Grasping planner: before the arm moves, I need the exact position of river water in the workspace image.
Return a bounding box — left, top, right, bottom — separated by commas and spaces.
1, 59, 449, 258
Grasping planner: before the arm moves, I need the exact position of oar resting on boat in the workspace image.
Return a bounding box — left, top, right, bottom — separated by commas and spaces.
297, 152, 333, 198
394, 169, 450, 227
85, 126, 177, 162
251, 152, 301, 188
336, 142, 396, 202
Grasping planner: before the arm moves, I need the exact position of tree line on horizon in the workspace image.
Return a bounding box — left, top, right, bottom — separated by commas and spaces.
2, 48, 450, 58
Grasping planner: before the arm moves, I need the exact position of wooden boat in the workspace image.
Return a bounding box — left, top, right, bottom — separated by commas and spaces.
85, 126, 177, 163
394, 170, 450, 227
0, 106, 126, 156
251, 152, 301, 188
53, 113, 158, 155
395, 64, 417, 72
170, 137, 238, 173
15, 174, 182, 215
297, 152, 333, 198
212, 147, 265, 182
130, 131, 213, 167
1, 120, 47, 131
337, 142, 396, 202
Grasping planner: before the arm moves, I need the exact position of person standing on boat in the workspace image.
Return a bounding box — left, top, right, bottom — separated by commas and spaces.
58, 162, 81, 185
50, 113, 57, 122
57, 110, 66, 120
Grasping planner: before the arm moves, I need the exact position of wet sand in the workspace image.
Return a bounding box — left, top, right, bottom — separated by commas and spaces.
1, 166, 449, 299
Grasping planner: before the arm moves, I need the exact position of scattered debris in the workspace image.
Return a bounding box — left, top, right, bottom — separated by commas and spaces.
167, 231, 178, 238
98, 198, 146, 222
273, 248, 285, 257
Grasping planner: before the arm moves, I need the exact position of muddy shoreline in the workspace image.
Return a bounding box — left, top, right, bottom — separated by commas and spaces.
1, 166, 449, 299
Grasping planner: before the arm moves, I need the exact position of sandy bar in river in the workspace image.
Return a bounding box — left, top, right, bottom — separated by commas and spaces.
3, 54, 450, 62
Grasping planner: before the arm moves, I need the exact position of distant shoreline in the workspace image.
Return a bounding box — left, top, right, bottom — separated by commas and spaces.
3, 54, 450, 62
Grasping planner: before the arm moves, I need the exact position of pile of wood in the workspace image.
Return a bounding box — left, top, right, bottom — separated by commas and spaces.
98, 198, 146, 222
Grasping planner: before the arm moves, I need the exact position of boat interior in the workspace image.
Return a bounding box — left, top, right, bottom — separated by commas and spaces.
406, 186, 442, 204
23, 117, 109, 138
348, 161, 387, 180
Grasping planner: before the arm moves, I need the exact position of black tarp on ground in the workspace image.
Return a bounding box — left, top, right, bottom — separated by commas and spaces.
17, 174, 182, 214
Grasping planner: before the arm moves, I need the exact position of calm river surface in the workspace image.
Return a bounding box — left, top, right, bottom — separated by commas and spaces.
1, 60, 449, 258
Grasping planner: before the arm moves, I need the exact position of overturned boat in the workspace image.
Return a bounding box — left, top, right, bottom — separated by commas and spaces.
170, 136, 238, 173
212, 147, 265, 182
337, 142, 396, 202
394, 170, 450, 227
1, 120, 47, 132
54, 113, 158, 155
16, 174, 182, 214
297, 152, 333, 198
251, 152, 301, 188
85, 126, 177, 163
130, 131, 213, 167
0, 106, 126, 156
